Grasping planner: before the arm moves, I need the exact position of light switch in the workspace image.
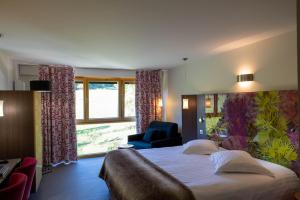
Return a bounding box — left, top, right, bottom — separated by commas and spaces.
199, 130, 203, 135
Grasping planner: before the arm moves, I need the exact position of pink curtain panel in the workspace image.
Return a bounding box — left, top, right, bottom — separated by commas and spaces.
39, 65, 77, 172
135, 70, 162, 133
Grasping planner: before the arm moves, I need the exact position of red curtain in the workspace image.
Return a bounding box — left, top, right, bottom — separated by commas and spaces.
39, 65, 77, 172
135, 70, 162, 133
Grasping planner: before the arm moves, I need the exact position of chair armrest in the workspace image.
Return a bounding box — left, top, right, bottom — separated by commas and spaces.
128, 133, 145, 142
151, 136, 182, 148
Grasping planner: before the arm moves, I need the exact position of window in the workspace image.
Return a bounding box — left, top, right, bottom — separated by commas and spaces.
217, 94, 227, 113
205, 94, 214, 114
89, 82, 119, 119
205, 94, 226, 117
75, 81, 84, 120
124, 82, 136, 117
77, 121, 136, 156
75, 77, 136, 123
75, 77, 136, 156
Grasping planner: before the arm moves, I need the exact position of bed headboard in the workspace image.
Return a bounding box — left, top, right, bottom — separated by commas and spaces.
191, 90, 299, 173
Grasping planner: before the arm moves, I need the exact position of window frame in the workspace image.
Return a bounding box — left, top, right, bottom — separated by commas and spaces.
75, 77, 136, 124
124, 81, 136, 119
74, 81, 85, 120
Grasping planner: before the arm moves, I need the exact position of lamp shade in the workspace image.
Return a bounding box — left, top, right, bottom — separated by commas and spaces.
0, 100, 3, 117
30, 80, 51, 92
237, 74, 254, 82
182, 99, 189, 109
158, 99, 163, 107
205, 98, 212, 108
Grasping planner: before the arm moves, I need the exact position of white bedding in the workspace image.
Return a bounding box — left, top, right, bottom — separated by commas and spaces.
138, 146, 300, 200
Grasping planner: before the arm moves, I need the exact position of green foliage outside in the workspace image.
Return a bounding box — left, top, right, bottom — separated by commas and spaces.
76, 82, 118, 90
253, 91, 297, 167
77, 122, 136, 155
124, 83, 135, 116
89, 83, 118, 90
206, 117, 224, 136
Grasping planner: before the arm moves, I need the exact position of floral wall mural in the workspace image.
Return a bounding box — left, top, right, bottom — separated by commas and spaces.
203, 90, 298, 171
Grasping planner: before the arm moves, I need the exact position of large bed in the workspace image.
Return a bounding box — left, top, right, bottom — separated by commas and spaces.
100, 145, 300, 200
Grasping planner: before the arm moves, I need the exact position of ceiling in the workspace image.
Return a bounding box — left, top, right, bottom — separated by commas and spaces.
0, 0, 296, 69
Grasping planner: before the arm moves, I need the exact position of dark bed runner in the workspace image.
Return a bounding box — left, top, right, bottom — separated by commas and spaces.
99, 148, 195, 200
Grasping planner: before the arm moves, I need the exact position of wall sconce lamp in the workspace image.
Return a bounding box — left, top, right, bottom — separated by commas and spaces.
30, 80, 51, 92
182, 98, 189, 109
199, 117, 205, 123
158, 99, 163, 107
237, 74, 254, 82
205, 97, 212, 108
0, 100, 4, 117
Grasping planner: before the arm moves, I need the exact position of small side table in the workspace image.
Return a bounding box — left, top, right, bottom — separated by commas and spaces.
118, 144, 134, 149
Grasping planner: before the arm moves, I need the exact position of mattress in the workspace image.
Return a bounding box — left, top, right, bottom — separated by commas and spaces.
139, 146, 300, 200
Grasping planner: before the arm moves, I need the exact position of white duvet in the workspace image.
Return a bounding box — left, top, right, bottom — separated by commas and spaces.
138, 146, 300, 200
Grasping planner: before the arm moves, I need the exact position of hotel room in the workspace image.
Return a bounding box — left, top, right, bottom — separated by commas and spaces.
0, 0, 299, 200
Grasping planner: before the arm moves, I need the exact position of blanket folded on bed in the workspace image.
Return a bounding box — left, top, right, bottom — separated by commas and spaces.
99, 148, 195, 200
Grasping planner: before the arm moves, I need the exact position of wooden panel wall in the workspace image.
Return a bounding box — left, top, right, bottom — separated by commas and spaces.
0, 91, 35, 159
181, 95, 197, 143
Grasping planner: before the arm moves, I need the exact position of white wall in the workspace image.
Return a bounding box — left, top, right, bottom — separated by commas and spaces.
18, 65, 136, 90
167, 30, 298, 130
18, 65, 135, 78
74, 68, 135, 78
0, 50, 14, 90
161, 70, 168, 121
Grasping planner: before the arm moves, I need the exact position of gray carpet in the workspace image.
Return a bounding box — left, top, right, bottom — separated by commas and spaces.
30, 157, 110, 200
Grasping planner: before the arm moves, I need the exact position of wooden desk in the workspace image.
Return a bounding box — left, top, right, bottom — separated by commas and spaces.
0, 159, 21, 185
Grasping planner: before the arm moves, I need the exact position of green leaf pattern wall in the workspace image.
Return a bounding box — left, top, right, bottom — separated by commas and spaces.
206, 90, 299, 172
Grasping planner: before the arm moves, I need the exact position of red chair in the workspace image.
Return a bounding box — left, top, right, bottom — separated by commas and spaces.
0, 173, 27, 200
14, 157, 37, 200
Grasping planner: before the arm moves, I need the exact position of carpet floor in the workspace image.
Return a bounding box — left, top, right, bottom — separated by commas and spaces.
30, 157, 110, 200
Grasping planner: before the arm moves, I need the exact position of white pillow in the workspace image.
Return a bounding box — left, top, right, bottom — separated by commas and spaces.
183, 139, 218, 155
210, 150, 274, 177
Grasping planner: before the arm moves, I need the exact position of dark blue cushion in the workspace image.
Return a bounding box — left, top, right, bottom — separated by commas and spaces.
143, 128, 158, 142
128, 141, 152, 149
148, 121, 178, 138
143, 128, 166, 142
149, 131, 166, 141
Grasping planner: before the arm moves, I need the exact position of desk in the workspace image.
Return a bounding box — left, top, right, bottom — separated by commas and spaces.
0, 159, 21, 185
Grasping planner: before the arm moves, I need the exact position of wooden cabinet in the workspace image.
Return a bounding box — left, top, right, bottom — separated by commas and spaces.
0, 91, 43, 192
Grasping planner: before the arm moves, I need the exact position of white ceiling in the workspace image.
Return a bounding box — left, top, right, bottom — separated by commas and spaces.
0, 0, 296, 69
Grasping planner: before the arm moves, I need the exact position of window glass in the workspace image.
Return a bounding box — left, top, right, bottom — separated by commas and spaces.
75, 82, 84, 120
205, 94, 214, 114
77, 122, 136, 155
124, 83, 136, 117
88, 82, 119, 119
217, 94, 227, 113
